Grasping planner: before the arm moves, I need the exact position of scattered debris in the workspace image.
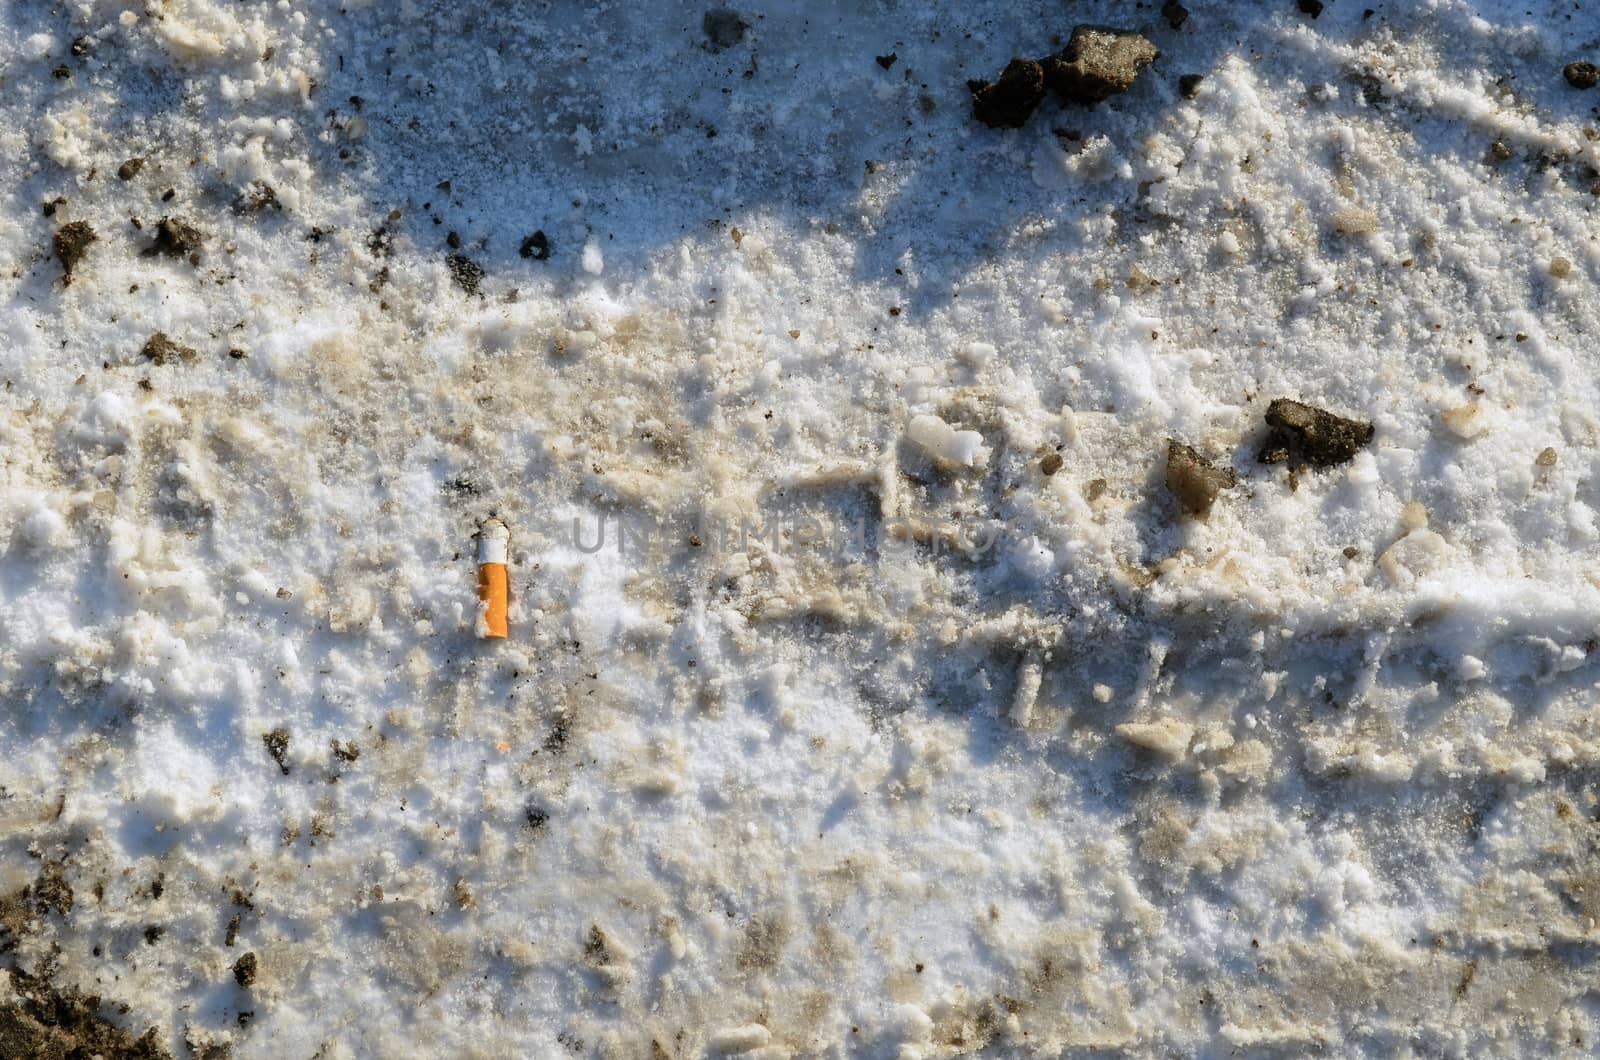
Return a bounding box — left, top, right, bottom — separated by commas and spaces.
1565, 62, 1599, 90
703, 9, 747, 50
70, 35, 93, 57
232, 952, 258, 988
1165, 440, 1236, 517
452, 879, 475, 910
520, 230, 551, 260
0, 968, 170, 1060
52, 65, 71, 79
543, 712, 571, 753
331, 739, 360, 762
1042, 27, 1159, 107
263, 728, 291, 775
447, 253, 484, 295
1179, 73, 1204, 99
234, 182, 281, 214
875, 53, 897, 70
117, 157, 145, 181
33, 864, 74, 916
143, 216, 204, 263
1257, 398, 1374, 470
583, 924, 614, 965
368, 223, 395, 258
141, 332, 198, 365
1162, 1, 1189, 30
969, 57, 1045, 128
1487, 140, 1513, 163
53, 221, 96, 285
42, 196, 66, 217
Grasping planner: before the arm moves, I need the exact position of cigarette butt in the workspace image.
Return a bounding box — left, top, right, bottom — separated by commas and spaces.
477, 518, 509, 639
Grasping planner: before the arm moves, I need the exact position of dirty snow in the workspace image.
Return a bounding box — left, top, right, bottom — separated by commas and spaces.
3, 0, 1600, 1056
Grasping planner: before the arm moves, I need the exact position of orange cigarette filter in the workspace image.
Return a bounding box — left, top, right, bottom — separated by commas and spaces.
477, 518, 509, 639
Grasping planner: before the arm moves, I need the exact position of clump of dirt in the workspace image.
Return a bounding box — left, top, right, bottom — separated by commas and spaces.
232, 952, 258, 987
0, 968, 169, 1059
330, 739, 359, 762
143, 216, 204, 263
141, 332, 198, 365
971, 27, 1157, 127
968, 58, 1046, 128
1165, 440, 1236, 517
519, 230, 551, 260
1257, 398, 1374, 470
1042, 27, 1159, 106
702, 8, 747, 50
117, 157, 145, 181
526, 806, 549, 832
1161, 1, 1189, 29
446, 253, 484, 295
1179, 73, 1204, 99
53, 221, 96, 285
263, 728, 291, 775
1298, 0, 1324, 17
1566, 62, 1599, 90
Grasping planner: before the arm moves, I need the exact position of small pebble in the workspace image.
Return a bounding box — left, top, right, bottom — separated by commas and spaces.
1564, 61, 1599, 90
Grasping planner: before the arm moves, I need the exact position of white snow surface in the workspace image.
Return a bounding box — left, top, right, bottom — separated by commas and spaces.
2, 0, 1600, 1056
